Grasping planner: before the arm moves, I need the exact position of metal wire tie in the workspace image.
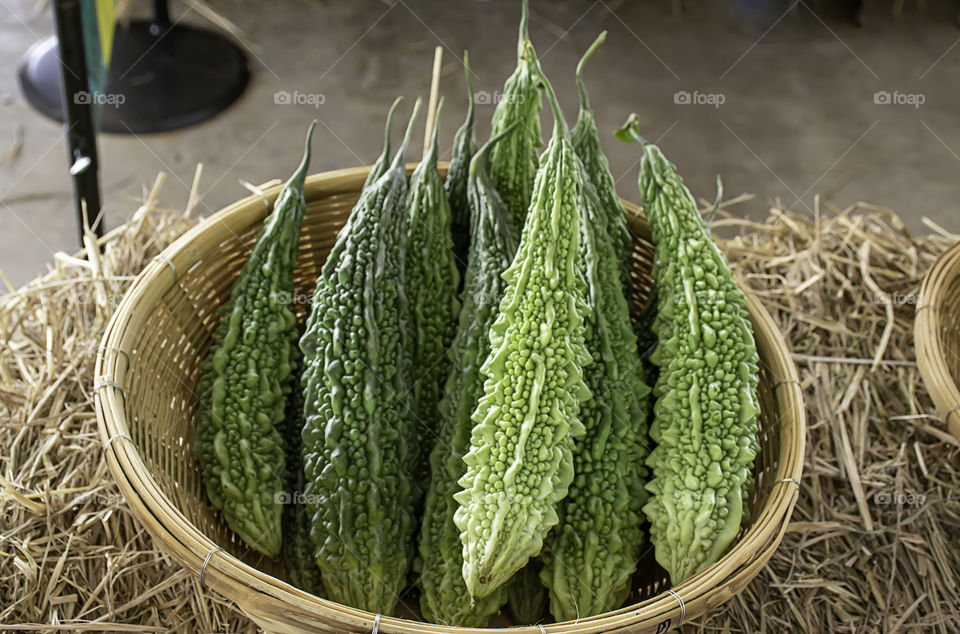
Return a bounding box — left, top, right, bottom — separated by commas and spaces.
775, 477, 801, 487
104, 433, 133, 454
97, 345, 130, 368
200, 546, 225, 587
158, 256, 178, 285
665, 588, 685, 629
371, 613, 381, 634
94, 379, 126, 408
775, 378, 801, 389
538, 625, 547, 634
945, 403, 960, 426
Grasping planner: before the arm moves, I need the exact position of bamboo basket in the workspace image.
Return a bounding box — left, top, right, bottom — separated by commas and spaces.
94, 165, 806, 633
916, 239, 960, 441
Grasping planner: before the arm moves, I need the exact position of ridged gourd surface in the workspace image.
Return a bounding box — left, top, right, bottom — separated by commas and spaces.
299, 102, 419, 614
637, 134, 760, 586
454, 123, 591, 601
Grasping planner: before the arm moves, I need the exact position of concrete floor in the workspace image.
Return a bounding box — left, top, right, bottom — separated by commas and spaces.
2, 0, 960, 288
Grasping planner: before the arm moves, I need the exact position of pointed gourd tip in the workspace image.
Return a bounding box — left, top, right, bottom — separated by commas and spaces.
290, 120, 317, 188
531, 52, 568, 139
391, 97, 422, 169
518, 0, 530, 57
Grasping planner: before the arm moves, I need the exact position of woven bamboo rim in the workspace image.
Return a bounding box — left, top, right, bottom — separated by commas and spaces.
94, 164, 806, 633
915, 239, 960, 441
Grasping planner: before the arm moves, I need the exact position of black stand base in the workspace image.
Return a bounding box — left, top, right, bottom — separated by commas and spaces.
18, 20, 249, 134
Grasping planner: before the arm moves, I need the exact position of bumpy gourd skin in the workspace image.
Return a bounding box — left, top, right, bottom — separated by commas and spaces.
618, 116, 760, 586
443, 52, 477, 282
417, 131, 516, 627
570, 32, 633, 294
405, 99, 461, 479
508, 560, 547, 624
488, 0, 543, 239
192, 122, 315, 558
299, 100, 420, 614
281, 352, 323, 594
454, 88, 591, 600
540, 175, 651, 621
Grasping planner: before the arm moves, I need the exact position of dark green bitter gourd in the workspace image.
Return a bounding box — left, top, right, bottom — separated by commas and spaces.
454, 46, 592, 600
192, 121, 315, 558
540, 171, 652, 621
617, 115, 760, 585
416, 128, 518, 627
300, 100, 421, 614
570, 31, 633, 294
507, 560, 547, 624
444, 51, 477, 282
405, 98, 461, 479
281, 350, 323, 594
488, 0, 544, 239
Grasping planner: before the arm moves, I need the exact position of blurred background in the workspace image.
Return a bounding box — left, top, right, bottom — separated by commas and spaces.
2, 0, 959, 287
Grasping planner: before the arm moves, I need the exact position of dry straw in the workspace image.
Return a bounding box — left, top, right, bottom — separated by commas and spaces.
1, 169, 955, 631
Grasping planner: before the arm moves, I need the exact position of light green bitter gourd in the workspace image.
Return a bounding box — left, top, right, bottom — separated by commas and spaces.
536, 60, 651, 622
454, 45, 592, 600
570, 31, 633, 293
405, 98, 461, 479
488, 0, 543, 239
617, 114, 760, 586
443, 52, 477, 282
416, 128, 518, 627
299, 99, 421, 614
192, 121, 315, 558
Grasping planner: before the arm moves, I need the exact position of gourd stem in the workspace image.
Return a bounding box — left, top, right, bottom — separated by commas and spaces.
426, 97, 444, 165
289, 120, 316, 191
470, 122, 518, 176
530, 44, 569, 139
392, 97, 423, 171
518, 0, 530, 59
382, 97, 402, 162
576, 31, 606, 113
464, 51, 475, 130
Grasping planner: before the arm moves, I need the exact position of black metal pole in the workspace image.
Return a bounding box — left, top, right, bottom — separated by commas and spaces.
52, 0, 103, 244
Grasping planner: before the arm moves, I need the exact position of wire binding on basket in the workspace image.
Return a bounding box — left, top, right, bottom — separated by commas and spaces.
944, 403, 960, 426
97, 345, 130, 369
775, 478, 801, 487
200, 546, 224, 587
103, 433, 133, 454
538, 625, 546, 634
94, 379, 126, 407
775, 378, 800, 389
664, 589, 685, 630
371, 613, 381, 634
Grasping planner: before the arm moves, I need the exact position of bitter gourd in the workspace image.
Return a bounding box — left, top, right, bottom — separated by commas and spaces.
540, 172, 651, 621
300, 100, 421, 614
443, 52, 477, 282
508, 560, 547, 624
416, 128, 517, 627
617, 115, 760, 586
454, 49, 591, 600
405, 98, 461, 478
281, 351, 323, 594
488, 0, 543, 239
570, 31, 633, 294
192, 121, 315, 558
